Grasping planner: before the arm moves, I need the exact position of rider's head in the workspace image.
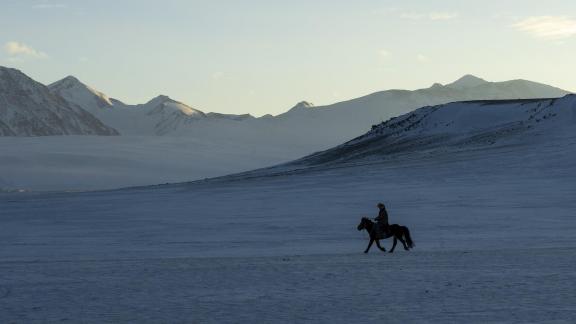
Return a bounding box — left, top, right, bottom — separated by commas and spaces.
377, 202, 385, 209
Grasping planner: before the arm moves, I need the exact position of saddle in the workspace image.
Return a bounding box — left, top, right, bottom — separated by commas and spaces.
373, 222, 392, 239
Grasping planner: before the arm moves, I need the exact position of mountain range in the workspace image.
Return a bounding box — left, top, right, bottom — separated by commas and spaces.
49, 75, 255, 136
210, 93, 576, 183
1, 66, 571, 150
0, 65, 573, 191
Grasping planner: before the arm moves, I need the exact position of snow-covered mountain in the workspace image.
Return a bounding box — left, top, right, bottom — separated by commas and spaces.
445, 74, 489, 89
48, 75, 115, 114
49, 76, 255, 135
264, 75, 571, 151
0, 67, 118, 136
85, 94, 209, 136
283, 101, 315, 114
48, 72, 570, 143
282, 94, 576, 167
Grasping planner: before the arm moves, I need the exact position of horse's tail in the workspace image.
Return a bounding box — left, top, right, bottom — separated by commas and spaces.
403, 226, 415, 249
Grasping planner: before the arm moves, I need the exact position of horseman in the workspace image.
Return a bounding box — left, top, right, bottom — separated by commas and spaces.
374, 202, 390, 237
357, 205, 414, 253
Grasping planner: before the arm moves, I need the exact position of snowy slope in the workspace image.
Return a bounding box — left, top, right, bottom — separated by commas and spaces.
1, 105, 576, 322
286, 95, 576, 167
0, 67, 118, 136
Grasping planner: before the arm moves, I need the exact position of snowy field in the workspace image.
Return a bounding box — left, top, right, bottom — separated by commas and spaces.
1, 250, 574, 323
1, 136, 576, 322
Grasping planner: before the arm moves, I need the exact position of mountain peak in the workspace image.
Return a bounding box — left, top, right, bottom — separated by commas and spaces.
147, 95, 172, 104
447, 74, 488, 89
0, 66, 46, 92
0, 66, 22, 75
289, 101, 314, 110
144, 95, 205, 117
0, 66, 33, 83
50, 75, 86, 89
0, 67, 118, 136
49, 75, 114, 108
62, 75, 80, 82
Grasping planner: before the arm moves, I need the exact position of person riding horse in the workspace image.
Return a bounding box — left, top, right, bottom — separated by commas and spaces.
357, 202, 414, 253
374, 202, 390, 237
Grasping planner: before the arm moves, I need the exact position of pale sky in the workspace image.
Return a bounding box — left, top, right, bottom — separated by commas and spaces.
1, 0, 575, 116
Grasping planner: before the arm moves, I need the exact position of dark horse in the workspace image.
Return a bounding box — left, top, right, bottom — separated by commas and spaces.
357, 217, 414, 253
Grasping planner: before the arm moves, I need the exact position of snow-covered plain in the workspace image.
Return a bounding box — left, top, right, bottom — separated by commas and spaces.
1, 128, 575, 322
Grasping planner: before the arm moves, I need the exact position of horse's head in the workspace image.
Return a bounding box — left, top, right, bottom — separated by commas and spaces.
357, 217, 372, 231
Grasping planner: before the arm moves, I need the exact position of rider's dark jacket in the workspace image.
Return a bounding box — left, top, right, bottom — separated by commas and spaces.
375, 206, 389, 226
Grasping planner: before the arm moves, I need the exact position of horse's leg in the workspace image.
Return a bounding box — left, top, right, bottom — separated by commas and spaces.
397, 235, 409, 251
376, 240, 386, 252
389, 237, 398, 253
364, 238, 375, 253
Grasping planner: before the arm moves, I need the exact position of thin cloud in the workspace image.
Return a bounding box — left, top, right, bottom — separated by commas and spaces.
416, 54, 430, 62
401, 11, 459, 21
4, 41, 48, 59
211, 72, 225, 80
429, 12, 459, 21
513, 16, 576, 40
378, 49, 390, 58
